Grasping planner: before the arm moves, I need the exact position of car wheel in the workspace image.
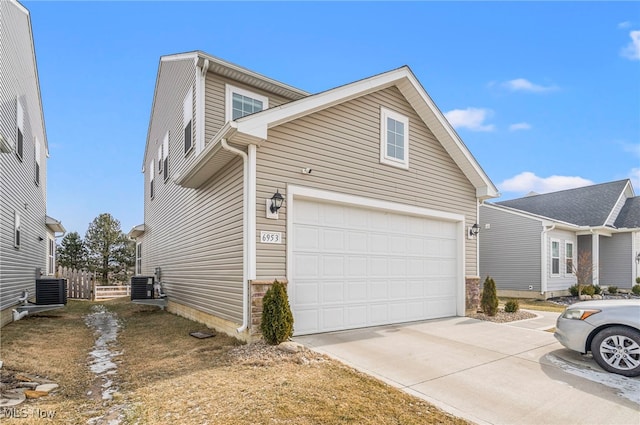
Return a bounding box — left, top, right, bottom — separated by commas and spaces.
590, 326, 640, 377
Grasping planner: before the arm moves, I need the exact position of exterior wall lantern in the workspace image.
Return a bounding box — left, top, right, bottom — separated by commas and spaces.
266, 189, 284, 219
468, 223, 480, 239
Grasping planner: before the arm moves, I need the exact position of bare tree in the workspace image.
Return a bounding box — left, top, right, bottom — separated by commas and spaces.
572, 250, 595, 296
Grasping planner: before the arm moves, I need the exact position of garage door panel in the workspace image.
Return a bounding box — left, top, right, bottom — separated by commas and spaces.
292, 198, 460, 335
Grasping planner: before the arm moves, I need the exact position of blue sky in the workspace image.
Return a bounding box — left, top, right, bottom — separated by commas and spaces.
24, 1, 640, 236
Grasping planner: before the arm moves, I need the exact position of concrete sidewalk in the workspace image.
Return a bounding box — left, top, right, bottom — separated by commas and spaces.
295, 313, 640, 425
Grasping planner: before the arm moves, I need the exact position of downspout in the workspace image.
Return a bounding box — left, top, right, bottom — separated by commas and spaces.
220, 139, 256, 334
195, 59, 209, 155
540, 223, 556, 295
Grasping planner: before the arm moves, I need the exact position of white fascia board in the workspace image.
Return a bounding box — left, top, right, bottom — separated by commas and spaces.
399, 72, 499, 200
482, 203, 580, 230
234, 68, 409, 138
604, 182, 632, 226
288, 184, 465, 223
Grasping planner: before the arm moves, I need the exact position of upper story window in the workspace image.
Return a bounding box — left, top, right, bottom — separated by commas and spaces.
35, 137, 40, 186
162, 131, 169, 181
380, 107, 409, 169
149, 159, 155, 199
183, 87, 193, 155
565, 242, 574, 274
16, 99, 24, 161
225, 84, 268, 121
551, 240, 560, 275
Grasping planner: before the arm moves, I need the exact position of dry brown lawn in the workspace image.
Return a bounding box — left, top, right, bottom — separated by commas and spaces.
1, 299, 470, 424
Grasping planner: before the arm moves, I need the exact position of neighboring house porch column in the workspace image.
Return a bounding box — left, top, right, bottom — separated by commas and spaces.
592, 233, 599, 286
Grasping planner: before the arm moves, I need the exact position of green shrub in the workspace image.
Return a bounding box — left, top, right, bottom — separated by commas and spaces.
569, 284, 596, 296
636, 277, 640, 284
607, 285, 618, 294
260, 280, 294, 345
504, 299, 520, 313
593, 285, 602, 295
632, 284, 640, 296
480, 276, 499, 316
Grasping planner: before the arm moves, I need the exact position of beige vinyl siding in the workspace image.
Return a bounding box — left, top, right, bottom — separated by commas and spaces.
204, 74, 291, 143
255, 86, 478, 280
0, 1, 48, 316
143, 59, 245, 322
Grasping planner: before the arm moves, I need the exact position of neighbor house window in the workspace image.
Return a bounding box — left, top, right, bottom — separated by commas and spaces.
47, 237, 55, 275
184, 87, 193, 154
16, 99, 24, 160
380, 107, 409, 169
551, 240, 560, 275
566, 242, 574, 274
149, 159, 155, 199
162, 131, 169, 181
135, 242, 142, 275
225, 84, 268, 121
157, 142, 163, 173
35, 137, 40, 186
14, 210, 21, 248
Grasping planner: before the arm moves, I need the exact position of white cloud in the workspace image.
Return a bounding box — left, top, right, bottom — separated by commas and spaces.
621, 30, 640, 60
502, 78, 558, 93
499, 172, 594, 195
618, 21, 632, 29
509, 122, 531, 131
444, 108, 495, 132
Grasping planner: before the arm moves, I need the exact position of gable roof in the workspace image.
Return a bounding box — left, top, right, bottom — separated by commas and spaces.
614, 196, 640, 229
179, 63, 499, 200
495, 180, 632, 227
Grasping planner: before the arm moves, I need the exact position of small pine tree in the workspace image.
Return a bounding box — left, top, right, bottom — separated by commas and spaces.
481, 276, 499, 316
260, 280, 294, 345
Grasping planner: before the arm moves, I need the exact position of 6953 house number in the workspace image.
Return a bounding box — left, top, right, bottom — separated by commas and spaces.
260, 231, 282, 244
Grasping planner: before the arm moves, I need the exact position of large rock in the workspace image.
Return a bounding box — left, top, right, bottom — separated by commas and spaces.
0, 389, 26, 407
278, 341, 303, 353
35, 383, 59, 393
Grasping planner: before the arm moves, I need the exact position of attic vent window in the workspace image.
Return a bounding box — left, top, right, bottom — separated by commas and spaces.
225, 84, 268, 121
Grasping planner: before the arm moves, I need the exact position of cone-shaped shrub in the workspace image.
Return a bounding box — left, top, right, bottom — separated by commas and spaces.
481, 276, 499, 316
260, 280, 294, 345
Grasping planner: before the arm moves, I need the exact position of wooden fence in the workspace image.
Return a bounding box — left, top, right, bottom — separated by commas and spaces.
57, 267, 131, 301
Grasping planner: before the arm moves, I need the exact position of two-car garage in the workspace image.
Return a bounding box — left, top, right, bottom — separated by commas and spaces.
288, 187, 465, 335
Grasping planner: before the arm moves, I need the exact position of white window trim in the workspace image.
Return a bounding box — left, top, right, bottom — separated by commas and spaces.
14, 210, 21, 249
16, 99, 24, 160
183, 87, 193, 155
550, 239, 560, 276
380, 107, 409, 169
162, 131, 169, 181
35, 136, 40, 186
565, 241, 574, 275
225, 84, 269, 122
47, 237, 56, 275
135, 242, 142, 275
149, 159, 155, 199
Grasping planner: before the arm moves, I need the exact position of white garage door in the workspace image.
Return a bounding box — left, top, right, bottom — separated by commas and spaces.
291, 198, 460, 335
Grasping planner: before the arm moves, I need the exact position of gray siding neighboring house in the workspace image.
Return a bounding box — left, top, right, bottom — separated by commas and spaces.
480, 180, 640, 298
0, 0, 64, 327
132, 51, 498, 341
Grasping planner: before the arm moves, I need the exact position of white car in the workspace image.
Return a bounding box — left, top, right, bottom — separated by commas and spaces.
554, 299, 640, 377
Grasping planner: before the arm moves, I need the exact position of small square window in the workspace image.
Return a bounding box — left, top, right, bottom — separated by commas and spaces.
380, 107, 409, 169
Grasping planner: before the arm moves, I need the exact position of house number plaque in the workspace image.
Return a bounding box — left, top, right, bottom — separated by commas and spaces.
260, 231, 282, 244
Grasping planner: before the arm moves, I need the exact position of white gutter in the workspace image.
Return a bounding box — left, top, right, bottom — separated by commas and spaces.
220, 138, 256, 334
540, 223, 556, 295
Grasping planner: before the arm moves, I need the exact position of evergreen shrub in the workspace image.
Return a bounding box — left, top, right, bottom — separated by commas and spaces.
260, 280, 294, 345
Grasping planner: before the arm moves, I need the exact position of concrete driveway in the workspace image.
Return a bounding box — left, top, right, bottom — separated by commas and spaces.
295, 311, 640, 425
